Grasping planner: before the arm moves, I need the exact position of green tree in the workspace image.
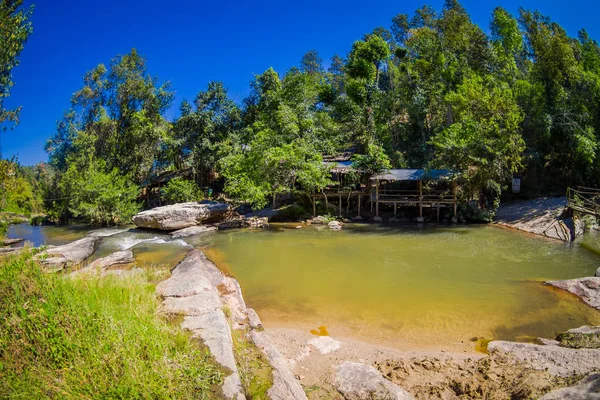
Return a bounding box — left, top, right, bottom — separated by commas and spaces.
0, 0, 33, 133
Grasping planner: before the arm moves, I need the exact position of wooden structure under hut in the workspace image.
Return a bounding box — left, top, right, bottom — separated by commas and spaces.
310, 155, 368, 217
370, 169, 460, 222
140, 168, 194, 208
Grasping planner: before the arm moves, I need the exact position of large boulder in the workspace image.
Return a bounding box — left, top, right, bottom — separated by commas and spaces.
333, 361, 414, 400
132, 202, 230, 230
546, 277, 600, 310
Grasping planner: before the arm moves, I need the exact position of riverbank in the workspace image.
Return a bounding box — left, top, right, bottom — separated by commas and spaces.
494, 196, 585, 241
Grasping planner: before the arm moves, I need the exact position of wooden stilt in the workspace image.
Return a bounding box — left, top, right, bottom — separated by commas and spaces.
453, 180, 458, 216
375, 181, 380, 217
419, 180, 423, 218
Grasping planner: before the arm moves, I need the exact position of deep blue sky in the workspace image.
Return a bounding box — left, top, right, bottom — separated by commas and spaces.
4, 0, 599, 165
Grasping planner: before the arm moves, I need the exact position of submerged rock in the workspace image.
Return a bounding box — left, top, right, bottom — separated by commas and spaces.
546, 277, 600, 310
169, 225, 217, 238
333, 361, 414, 400
132, 201, 230, 230
36, 236, 98, 271
487, 340, 600, 377
539, 373, 600, 399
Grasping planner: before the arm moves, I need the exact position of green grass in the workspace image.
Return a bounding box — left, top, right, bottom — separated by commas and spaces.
231, 329, 273, 399
0, 252, 223, 399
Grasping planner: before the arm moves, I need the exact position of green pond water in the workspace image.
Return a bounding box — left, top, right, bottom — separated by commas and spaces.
9, 222, 600, 350
206, 224, 600, 349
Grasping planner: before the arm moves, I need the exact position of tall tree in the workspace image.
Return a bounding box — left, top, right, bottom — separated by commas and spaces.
0, 0, 33, 134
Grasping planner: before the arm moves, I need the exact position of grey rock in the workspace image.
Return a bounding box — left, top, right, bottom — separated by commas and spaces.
596, 267, 600, 278
161, 289, 222, 316
243, 216, 269, 229
308, 336, 342, 354
246, 308, 263, 330
132, 201, 230, 230
157, 251, 221, 298
36, 236, 98, 270
250, 330, 307, 400
565, 325, 600, 335
0, 246, 25, 255
103, 268, 144, 277
88, 228, 129, 237
184, 311, 245, 400
328, 221, 343, 230
89, 250, 134, 269
1, 237, 24, 246
539, 373, 600, 399
169, 225, 217, 238
546, 277, 600, 310
71, 250, 134, 276
333, 361, 414, 400
538, 338, 560, 346
487, 340, 600, 377
311, 216, 327, 225
219, 277, 248, 329
218, 218, 245, 230
351, 216, 364, 222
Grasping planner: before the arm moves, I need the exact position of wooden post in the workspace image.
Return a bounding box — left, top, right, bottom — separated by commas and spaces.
453, 180, 458, 216
376, 181, 380, 217
419, 180, 423, 218
357, 194, 361, 217
339, 194, 342, 216
394, 202, 397, 218
437, 204, 440, 222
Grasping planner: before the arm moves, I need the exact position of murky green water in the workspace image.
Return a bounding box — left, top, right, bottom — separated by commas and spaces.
207, 224, 600, 349
9, 222, 600, 350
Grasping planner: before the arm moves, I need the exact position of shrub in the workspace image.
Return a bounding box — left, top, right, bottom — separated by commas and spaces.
161, 178, 202, 204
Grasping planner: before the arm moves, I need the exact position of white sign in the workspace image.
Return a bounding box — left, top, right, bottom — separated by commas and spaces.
512, 178, 521, 193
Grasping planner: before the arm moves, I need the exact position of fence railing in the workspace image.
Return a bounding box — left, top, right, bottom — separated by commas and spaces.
567, 186, 600, 216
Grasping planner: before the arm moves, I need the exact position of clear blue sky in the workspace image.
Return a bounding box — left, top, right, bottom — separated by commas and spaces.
4, 0, 599, 165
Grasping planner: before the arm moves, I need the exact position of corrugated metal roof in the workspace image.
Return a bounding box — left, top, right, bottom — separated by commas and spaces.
370, 169, 456, 181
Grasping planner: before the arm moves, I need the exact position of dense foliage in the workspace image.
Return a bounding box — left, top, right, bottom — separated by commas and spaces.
7, 0, 600, 220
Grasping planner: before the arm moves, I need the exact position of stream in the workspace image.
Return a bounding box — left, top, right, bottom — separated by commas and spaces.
8, 222, 600, 350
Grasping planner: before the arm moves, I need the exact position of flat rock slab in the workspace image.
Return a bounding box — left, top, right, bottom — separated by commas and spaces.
488, 341, 600, 377
333, 361, 414, 400
157, 251, 220, 298
71, 250, 134, 276
169, 225, 217, 238
250, 330, 307, 400
1, 237, 24, 246
246, 308, 263, 330
36, 236, 98, 270
540, 373, 600, 399
132, 201, 230, 230
308, 336, 342, 354
546, 278, 600, 310
494, 197, 583, 241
